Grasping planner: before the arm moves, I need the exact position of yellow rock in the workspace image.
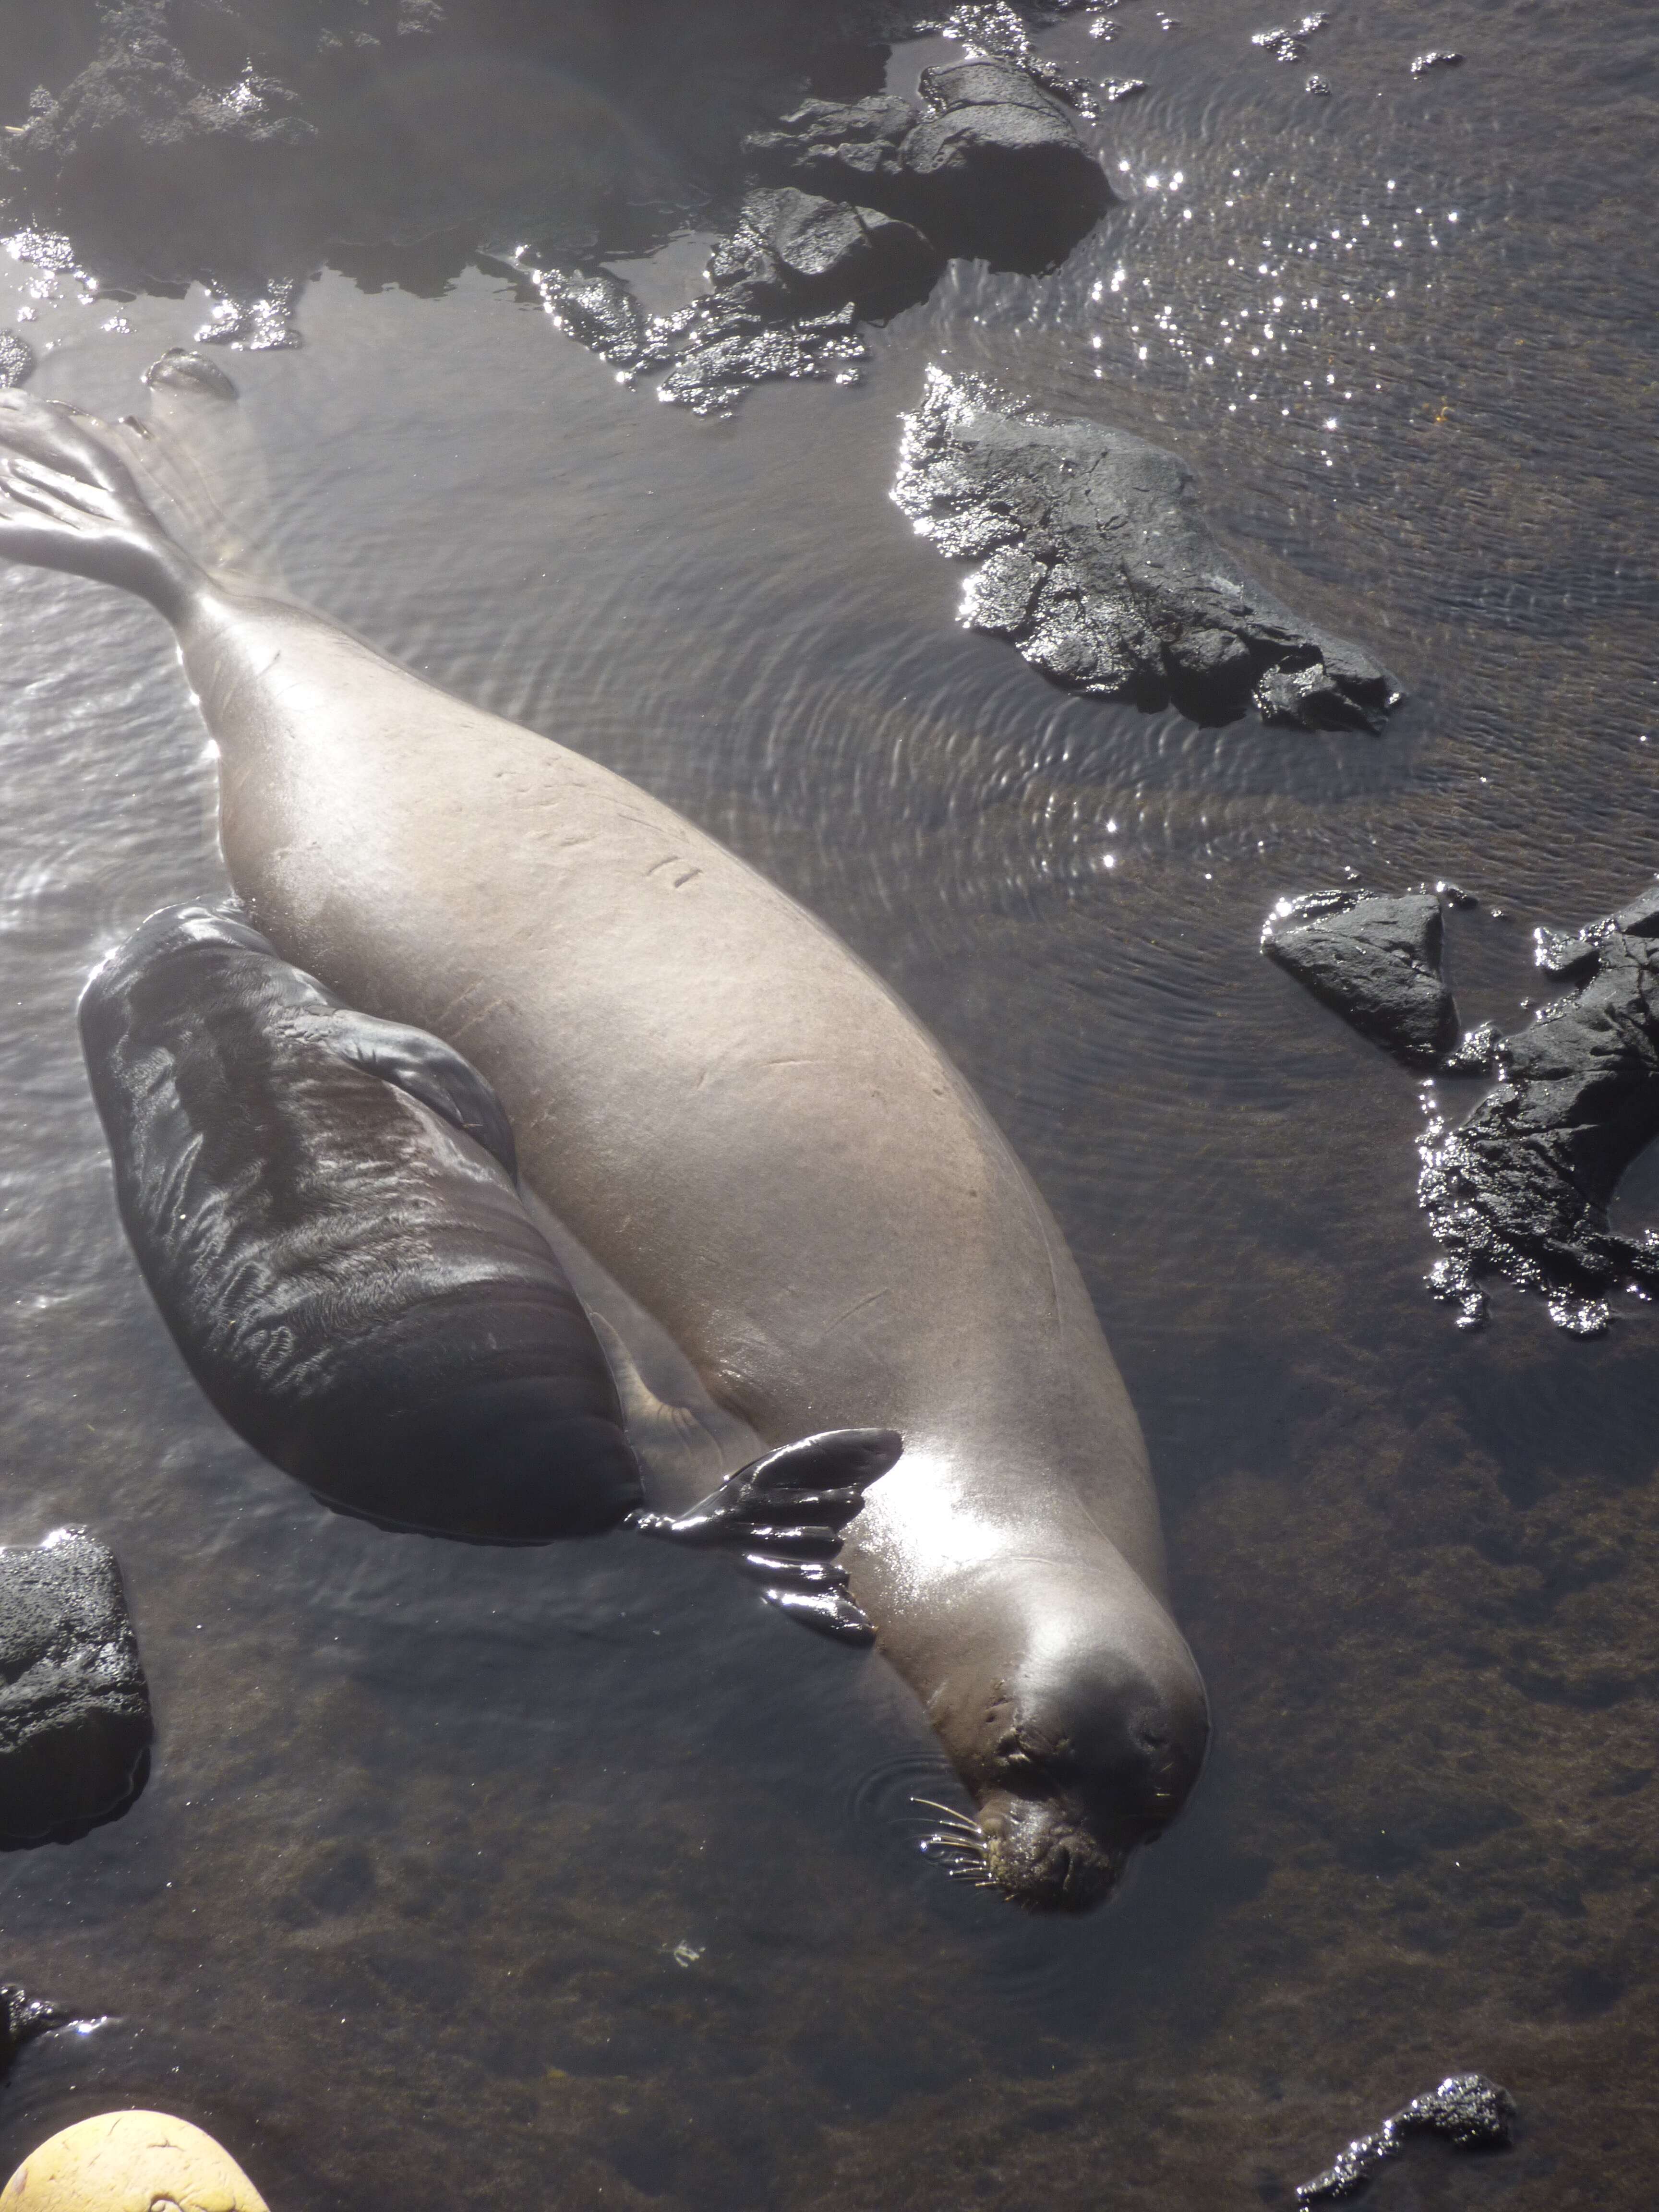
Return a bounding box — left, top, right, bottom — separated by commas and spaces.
0, 2109, 269, 2211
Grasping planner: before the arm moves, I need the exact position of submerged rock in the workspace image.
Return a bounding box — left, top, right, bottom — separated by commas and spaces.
747, 51, 1110, 268
1420, 883, 1659, 1333
1263, 890, 1457, 1068
0, 332, 34, 388
1297, 2072, 1515, 2204
894, 365, 1399, 729
0, 1528, 152, 1843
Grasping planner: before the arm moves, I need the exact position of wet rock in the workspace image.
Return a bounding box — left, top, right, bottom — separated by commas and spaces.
707, 186, 941, 317
746, 51, 1110, 269
0, 1528, 152, 1844
1296, 2072, 1515, 2203
194, 276, 302, 351
502, 178, 933, 417
747, 92, 917, 202
0, 331, 33, 388
653, 305, 866, 417
1262, 890, 1457, 1068
913, 2, 1107, 115
1, 1, 320, 280
498, 239, 869, 418
903, 58, 1110, 256
0, 1982, 76, 2068
893, 365, 1400, 729
525, 266, 654, 369
1419, 882, 1659, 1334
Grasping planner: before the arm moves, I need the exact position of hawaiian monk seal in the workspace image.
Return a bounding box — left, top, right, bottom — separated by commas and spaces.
0, 382, 1207, 1908
80, 900, 895, 1602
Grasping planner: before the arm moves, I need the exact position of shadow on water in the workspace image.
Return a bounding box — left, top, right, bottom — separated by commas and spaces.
0, 0, 909, 292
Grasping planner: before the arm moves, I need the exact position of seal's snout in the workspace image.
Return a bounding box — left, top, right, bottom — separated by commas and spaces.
977, 1790, 1126, 1912
936, 1619, 1210, 1911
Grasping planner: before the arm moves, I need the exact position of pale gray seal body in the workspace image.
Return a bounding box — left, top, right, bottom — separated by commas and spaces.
0, 382, 1207, 1908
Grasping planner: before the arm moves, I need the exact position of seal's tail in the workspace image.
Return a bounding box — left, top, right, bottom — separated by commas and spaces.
0, 391, 196, 614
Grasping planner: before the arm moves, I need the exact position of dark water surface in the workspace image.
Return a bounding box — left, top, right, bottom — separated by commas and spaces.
0, 1, 1656, 2206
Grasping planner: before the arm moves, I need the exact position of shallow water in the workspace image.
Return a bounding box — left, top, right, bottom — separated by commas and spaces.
0, 0, 1656, 2206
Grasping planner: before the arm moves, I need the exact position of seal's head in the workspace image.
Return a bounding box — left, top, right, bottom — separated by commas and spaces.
917, 1554, 1209, 1911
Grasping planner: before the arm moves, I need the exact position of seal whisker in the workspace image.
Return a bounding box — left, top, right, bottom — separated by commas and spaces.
911, 1796, 983, 1833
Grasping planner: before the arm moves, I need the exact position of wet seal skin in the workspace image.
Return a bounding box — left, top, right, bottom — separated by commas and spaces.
0, 385, 1206, 1909
895, 366, 1400, 730
0, 1528, 152, 1845
1263, 878, 1659, 1334
0, 2110, 271, 2212
81, 901, 895, 1628
1296, 2072, 1516, 2204
1262, 889, 1459, 1068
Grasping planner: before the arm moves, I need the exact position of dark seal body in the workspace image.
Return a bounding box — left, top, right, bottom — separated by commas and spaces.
79, 905, 641, 1543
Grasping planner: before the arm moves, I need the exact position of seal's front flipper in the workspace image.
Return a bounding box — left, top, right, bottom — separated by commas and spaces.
628, 1428, 902, 1550
321, 1010, 518, 1178
758, 1587, 877, 1647
627, 1426, 900, 1645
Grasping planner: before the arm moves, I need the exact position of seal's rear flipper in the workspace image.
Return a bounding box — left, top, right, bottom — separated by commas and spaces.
0, 392, 199, 615
627, 1426, 900, 1642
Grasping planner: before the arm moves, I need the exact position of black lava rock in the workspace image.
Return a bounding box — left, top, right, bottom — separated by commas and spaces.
0, 1981, 76, 2064
746, 54, 1110, 269
504, 180, 933, 418
1263, 890, 1457, 1067
1420, 882, 1659, 1332
3, 0, 320, 280
904, 57, 1109, 257
746, 92, 916, 201
1298, 2072, 1515, 2204
707, 185, 942, 317
893, 366, 1399, 730
0, 1528, 152, 1844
